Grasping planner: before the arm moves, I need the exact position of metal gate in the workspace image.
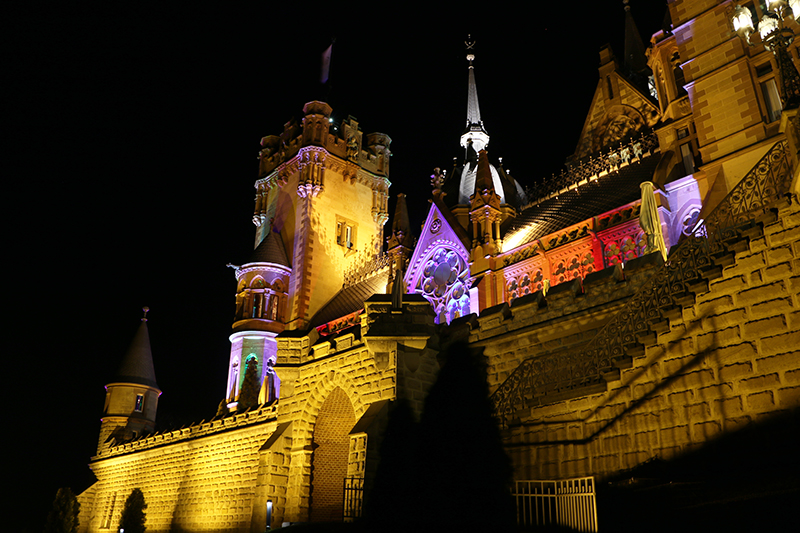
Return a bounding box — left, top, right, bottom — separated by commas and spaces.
514, 477, 598, 532
343, 476, 364, 522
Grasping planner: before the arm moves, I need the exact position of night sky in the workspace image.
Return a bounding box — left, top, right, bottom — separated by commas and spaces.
7, 2, 666, 530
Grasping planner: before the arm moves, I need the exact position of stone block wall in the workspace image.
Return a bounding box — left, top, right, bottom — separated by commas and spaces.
475, 252, 665, 390
495, 199, 799, 481
80, 418, 279, 533
79, 300, 424, 531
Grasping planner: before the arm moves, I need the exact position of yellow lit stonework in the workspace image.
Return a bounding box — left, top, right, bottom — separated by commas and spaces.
77, 2, 800, 530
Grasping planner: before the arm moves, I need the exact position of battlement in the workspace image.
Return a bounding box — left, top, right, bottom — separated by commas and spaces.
258, 102, 392, 179
464, 252, 663, 346
94, 403, 279, 460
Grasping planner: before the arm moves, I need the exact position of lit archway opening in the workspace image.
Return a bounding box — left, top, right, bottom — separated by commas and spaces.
309, 387, 355, 522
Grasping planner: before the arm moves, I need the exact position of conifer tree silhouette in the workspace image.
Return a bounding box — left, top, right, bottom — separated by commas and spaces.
363, 399, 419, 531
237, 357, 260, 411
415, 341, 515, 531
366, 341, 515, 532
44, 487, 80, 533
118, 488, 147, 533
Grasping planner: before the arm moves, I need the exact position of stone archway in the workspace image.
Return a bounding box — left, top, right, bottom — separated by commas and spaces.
309, 386, 355, 522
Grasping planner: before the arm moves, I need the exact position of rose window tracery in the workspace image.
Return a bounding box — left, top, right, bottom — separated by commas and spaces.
416, 246, 470, 324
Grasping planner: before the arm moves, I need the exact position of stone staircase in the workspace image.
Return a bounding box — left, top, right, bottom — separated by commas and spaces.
491, 140, 795, 427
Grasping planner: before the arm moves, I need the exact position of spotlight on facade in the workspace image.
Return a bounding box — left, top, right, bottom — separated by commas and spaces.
732, 2, 800, 108
266, 499, 273, 531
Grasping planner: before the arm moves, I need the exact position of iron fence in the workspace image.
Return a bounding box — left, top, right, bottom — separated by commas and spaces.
514, 477, 598, 532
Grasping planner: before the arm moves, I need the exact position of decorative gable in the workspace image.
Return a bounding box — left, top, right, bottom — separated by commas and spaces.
573, 68, 660, 162
404, 202, 472, 324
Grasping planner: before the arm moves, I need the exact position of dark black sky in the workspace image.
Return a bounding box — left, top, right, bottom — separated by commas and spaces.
6, 2, 666, 530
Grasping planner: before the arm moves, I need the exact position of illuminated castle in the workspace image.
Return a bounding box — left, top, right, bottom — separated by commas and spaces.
78, 1, 800, 530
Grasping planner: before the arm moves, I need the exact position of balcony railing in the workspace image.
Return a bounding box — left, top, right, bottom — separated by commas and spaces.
524, 132, 660, 207
343, 253, 391, 288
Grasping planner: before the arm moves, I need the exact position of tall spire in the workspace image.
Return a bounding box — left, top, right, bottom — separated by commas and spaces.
460, 36, 490, 154
623, 0, 649, 80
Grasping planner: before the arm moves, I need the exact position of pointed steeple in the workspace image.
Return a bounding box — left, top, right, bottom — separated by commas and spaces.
114, 307, 159, 389
470, 150, 502, 212
387, 193, 414, 249
623, 0, 649, 82
387, 193, 415, 294
460, 36, 490, 154
97, 308, 161, 453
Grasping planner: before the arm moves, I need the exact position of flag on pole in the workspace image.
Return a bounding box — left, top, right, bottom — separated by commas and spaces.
320, 44, 332, 84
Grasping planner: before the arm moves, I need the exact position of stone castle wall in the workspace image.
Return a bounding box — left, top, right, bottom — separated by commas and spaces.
81, 417, 278, 532
480, 199, 799, 481
78, 298, 436, 532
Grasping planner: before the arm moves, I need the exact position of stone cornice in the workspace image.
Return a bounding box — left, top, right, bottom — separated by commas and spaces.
255, 146, 391, 195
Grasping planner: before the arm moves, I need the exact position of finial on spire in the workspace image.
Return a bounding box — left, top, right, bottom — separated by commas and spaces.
431, 167, 446, 195
466, 34, 476, 66
142, 306, 149, 322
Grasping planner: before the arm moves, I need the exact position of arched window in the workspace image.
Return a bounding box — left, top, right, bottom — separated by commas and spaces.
267, 293, 279, 320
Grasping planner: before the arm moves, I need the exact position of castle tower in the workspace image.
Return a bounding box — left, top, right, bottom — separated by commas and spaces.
227, 228, 291, 411
230, 101, 392, 411
97, 307, 160, 454
253, 102, 391, 332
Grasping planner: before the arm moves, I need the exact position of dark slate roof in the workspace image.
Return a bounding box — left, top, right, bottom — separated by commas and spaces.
248, 229, 290, 267
114, 320, 159, 389
503, 155, 660, 247
307, 270, 389, 330
439, 157, 527, 210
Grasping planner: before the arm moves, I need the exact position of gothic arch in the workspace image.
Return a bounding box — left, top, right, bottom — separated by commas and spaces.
299, 370, 367, 429
308, 386, 355, 522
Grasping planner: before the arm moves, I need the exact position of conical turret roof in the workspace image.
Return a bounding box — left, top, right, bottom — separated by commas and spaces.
248, 228, 290, 267
113, 310, 159, 389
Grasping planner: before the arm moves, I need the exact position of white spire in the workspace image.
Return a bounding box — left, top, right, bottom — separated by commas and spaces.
460, 36, 490, 153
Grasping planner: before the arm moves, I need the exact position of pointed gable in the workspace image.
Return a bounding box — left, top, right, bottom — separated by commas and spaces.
572, 45, 660, 162
404, 198, 473, 324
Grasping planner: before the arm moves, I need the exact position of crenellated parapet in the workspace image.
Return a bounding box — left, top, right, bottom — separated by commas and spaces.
94, 404, 279, 460
258, 102, 392, 180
